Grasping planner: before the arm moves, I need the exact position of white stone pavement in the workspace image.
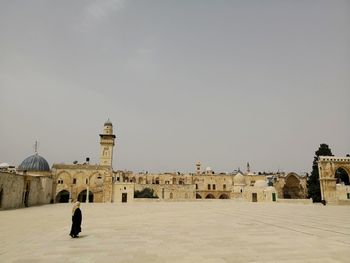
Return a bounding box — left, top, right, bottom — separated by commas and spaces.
0, 201, 350, 263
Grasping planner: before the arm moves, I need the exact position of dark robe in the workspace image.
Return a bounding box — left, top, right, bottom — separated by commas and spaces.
70, 208, 82, 237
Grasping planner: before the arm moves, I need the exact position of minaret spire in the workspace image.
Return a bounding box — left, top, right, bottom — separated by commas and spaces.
34, 140, 38, 155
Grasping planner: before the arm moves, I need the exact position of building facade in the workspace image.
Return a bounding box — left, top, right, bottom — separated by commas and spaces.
318, 156, 350, 204
3, 120, 344, 209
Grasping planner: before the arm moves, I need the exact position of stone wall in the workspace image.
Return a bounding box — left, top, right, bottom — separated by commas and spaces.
277, 199, 313, 205
336, 200, 350, 205
135, 184, 196, 200
0, 172, 24, 209
242, 186, 277, 203
0, 171, 53, 210
112, 183, 134, 203
27, 176, 53, 206
335, 184, 350, 200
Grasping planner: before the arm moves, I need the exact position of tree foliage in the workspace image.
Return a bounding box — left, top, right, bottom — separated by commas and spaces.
134, 188, 158, 198
307, 143, 333, 202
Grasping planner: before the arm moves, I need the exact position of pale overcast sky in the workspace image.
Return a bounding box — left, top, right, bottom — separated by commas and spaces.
0, 0, 349, 174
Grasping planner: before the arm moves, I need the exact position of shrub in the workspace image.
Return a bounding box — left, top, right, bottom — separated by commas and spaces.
134, 188, 158, 198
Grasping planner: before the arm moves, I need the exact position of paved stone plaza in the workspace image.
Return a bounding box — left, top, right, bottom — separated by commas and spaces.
0, 201, 349, 263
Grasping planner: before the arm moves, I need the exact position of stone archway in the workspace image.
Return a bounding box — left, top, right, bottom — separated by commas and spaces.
282, 174, 304, 199
318, 156, 350, 203
205, 194, 215, 199
78, 189, 94, 203
196, 193, 202, 199
219, 194, 230, 199
335, 167, 350, 185
55, 190, 70, 203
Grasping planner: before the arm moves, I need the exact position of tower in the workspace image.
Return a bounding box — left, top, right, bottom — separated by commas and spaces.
247, 162, 250, 173
99, 119, 116, 167
196, 161, 201, 175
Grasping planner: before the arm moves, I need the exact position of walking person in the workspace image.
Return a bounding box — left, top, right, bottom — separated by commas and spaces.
70, 201, 82, 238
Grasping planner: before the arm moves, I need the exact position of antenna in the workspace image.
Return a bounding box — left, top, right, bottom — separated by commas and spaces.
34, 140, 39, 154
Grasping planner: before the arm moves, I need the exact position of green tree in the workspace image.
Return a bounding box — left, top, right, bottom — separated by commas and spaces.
307, 143, 333, 202
134, 188, 158, 198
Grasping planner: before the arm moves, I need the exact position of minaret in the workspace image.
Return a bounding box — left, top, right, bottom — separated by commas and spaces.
196, 161, 201, 175
247, 162, 250, 173
99, 119, 116, 167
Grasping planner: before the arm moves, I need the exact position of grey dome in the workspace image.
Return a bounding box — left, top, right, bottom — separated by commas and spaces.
18, 154, 50, 172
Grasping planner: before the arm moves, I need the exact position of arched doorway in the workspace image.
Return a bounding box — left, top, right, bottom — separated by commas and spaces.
55, 190, 70, 203
23, 182, 30, 207
196, 193, 202, 199
219, 194, 229, 199
78, 190, 94, 202
205, 194, 215, 199
283, 174, 303, 199
335, 168, 350, 185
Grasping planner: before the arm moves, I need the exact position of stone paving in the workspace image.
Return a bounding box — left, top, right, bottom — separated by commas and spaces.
0, 201, 350, 263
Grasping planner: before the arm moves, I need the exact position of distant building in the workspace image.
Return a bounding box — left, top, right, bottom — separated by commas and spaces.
2, 121, 349, 210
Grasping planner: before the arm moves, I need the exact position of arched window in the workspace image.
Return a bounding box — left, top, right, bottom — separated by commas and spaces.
335, 168, 350, 185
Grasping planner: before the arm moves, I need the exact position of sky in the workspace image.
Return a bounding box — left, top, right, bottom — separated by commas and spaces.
0, 0, 349, 174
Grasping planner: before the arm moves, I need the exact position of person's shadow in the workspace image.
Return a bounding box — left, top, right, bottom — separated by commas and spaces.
71, 235, 88, 239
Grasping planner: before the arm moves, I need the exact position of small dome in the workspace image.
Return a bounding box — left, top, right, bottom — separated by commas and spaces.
0, 163, 10, 168
18, 154, 50, 172
234, 172, 246, 185
254, 180, 267, 188
205, 167, 212, 171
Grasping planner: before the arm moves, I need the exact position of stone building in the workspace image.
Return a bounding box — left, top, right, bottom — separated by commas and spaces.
119, 165, 279, 202
52, 120, 115, 203
271, 172, 307, 199
0, 154, 53, 210
1, 120, 318, 209
318, 156, 350, 204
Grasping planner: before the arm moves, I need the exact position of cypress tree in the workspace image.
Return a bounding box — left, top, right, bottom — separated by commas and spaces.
307, 143, 333, 202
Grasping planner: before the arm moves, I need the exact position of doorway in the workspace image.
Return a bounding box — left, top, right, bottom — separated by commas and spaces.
122, 193, 127, 203
24, 182, 30, 207
272, 193, 276, 202
55, 190, 70, 203
252, 193, 257, 202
